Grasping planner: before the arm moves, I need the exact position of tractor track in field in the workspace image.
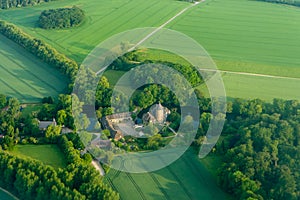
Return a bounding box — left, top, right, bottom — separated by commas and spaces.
182, 155, 207, 184
158, 155, 194, 200
0, 51, 62, 94
0, 63, 44, 96
125, 172, 147, 200
105, 177, 122, 200
149, 172, 171, 200
139, 161, 170, 200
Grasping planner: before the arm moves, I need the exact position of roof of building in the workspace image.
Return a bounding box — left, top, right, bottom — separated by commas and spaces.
106, 112, 131, 120
38, 119, 56, 129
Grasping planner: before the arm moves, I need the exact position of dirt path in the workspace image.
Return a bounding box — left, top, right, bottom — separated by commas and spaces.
92, 160, 105, 176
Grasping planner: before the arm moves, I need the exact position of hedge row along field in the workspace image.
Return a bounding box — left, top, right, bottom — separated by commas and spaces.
39, 6, 85, 29
257, 0, 300, 7
0, 20, 78, 82
0, 0, 55, 9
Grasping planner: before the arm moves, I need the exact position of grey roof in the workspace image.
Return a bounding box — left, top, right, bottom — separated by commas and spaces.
39, 120, 56, 129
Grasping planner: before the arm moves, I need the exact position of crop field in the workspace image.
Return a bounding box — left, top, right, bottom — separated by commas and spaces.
104, 149, 231, 200
168, 0, 300, 77
0, 0, 189, 63
11, 144, 67, 169
0, 34, 67, 103
1, 0, 300, 101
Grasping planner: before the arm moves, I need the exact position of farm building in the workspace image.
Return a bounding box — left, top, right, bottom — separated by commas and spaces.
38, 118, 57, 130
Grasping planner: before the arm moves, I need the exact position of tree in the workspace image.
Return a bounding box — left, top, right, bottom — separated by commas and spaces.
39, 7, 85, 29
0, 94, 7, 108
57, 110, 67, 125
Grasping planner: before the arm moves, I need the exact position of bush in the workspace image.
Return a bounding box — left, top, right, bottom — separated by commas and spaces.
39, 6, 85, 29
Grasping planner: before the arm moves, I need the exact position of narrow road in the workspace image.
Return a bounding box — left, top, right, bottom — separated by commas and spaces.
92, 160, 105, 176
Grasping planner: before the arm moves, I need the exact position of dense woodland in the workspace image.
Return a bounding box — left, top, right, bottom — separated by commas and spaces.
39, 6, 85, 29
0, 0, 54, 9
206, 99, 300, 200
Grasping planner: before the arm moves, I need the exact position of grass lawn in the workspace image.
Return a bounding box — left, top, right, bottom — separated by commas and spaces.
11, 144, 67, 169
0, 34, 67, 103
20, 104, 44, 118
104, 148, 231, 200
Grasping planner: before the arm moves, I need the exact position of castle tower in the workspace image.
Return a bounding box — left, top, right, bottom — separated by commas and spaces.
155, 103, 164, 123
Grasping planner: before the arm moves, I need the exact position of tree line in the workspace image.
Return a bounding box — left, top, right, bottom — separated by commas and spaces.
0, 0, 55, 9
39, 6, 85, 29
257, 0, 300, 7
0, 20, 78, 83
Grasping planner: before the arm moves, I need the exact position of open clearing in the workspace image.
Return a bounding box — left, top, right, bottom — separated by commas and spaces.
104, 149, 231, 200
10, 144, 67, 169
0, 34, 67, 103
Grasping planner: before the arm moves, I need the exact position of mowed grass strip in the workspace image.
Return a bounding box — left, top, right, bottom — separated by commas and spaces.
0, 0, 189, 63
168, 0, 300, 77
10, 144, 67, 169
0, 34, 67, 103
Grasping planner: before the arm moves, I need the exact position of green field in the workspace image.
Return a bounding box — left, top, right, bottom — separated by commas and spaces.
168, 0, 300, 77
0, 0, 189, 63
0, 188, 17, 200
1, 0, 300, 101
105, 149, 231, 200
11, 144, 67, 169
0, 34, 67, 103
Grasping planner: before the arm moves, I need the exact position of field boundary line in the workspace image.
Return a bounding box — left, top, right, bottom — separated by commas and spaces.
125, 172, 147, 200
0, 34, 67, 82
